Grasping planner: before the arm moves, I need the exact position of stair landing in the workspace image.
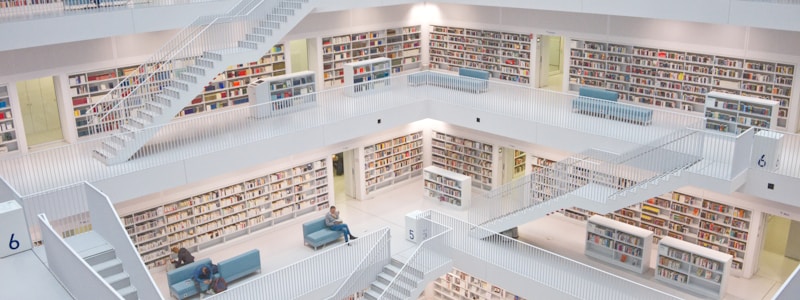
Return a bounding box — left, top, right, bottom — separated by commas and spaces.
64, 231, 112, 259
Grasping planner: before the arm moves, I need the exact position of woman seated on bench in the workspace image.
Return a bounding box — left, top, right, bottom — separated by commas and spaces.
325, 206, 358, 244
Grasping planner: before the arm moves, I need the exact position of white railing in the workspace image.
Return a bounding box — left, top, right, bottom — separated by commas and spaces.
327, 228, 391, 300
21, 183, 91, 246
0, 72, 711, 197
37, 213, 122, 300
208, 227, 392, 300
690, 127, 755, 180
379, 212, 452, 299
85, 181, 164, 300
771, 130, 800, 178
0, 0, 222, 21
426, 211, 682, 300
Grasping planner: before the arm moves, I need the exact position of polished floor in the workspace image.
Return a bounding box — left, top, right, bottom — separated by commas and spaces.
148, 174, 796, 299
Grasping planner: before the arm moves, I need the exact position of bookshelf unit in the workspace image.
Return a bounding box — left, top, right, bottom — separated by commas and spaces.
120, 158, 331, 269
360, 131, 424, 196
423, 166, 472, 209
431, 131, 495, 191
704, 91, 779, 133
344, 57, 391, 96
69, 44, 285, 137
656, 236, 732, 299
248, 71, 316, 118
567, 39, 796, 130
585, 215, 653, 274
0, 85, 19, 154
429, 25, 532, 84
321, 25, 422, 88
431, 268, 526, 300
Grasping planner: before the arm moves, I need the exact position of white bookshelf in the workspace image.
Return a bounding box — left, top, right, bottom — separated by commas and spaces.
120, 158, 331, 269
321, 25, 422, 88
248, 71, 316, 118
585, 215, 653, 274
512, 150, 526, 178
567, 39, 795, 130
360, 131, 424, 197
344, 57, 391, 96
432, 268, 526, 300
656, 236, 732, 299
704, 91, 779, 133
0, 85, 19, 154
429, 25, 532, 84
430, 131, 494, 191
423, 166, 472, 209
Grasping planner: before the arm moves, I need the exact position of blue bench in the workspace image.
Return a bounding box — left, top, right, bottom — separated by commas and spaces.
168, 258, 220, 300
303, 217, 343, 250
572, 87, 653, 126
218, 249, 261, 283
408, 69, 489, 93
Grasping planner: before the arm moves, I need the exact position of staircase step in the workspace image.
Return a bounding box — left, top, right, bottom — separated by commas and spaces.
238, 40, 259, 50
377, 272, 416, 292
155, 94, 177, 107
272, 8, 295, 15
176, 73, 198, 84
162, 86, 183, 98
117, 285, 138, 300
245, 33, 268, 43
171, 80, 190, 91
196, 58, 216, 68
64, 232, 116, 265
201, 51, 223, 61
92, 258, 124, 278
144, 101, 167, 114
277, 1, 302, 9
102, 140, 124, 153
185, 65, 208, 76
370, 280, 388, 293
258, 20, 281, 29
264, 14, 288, 22
364, 289, 381, 300
93, 148, 113, 163
253, 27, 274, 36
137, 108, 160, 123
106, 272, 131, 290
129, 117, 150, 129
119, 124, 141, 134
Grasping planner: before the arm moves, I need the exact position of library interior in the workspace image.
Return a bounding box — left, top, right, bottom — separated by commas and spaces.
2, 1, 800, 300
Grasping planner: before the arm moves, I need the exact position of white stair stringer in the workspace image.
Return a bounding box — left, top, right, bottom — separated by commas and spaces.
93, 0, 317, 165
476, 167, 692, 238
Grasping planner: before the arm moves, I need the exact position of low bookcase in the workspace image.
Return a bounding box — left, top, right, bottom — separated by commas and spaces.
248, 71, 316, 118
344, 57, 391, 96
423, 166, 472, 209
656, 236, 732, 299
585, 215, 653, 274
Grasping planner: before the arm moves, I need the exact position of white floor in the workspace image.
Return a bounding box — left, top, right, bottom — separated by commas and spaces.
148, 175, 795, 300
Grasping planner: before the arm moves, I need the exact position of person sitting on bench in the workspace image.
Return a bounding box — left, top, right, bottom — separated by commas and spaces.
325, 206, 357, 244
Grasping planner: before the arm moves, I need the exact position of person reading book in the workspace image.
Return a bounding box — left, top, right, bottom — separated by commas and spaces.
171, 247, 194, 268
325, 206, 357, 244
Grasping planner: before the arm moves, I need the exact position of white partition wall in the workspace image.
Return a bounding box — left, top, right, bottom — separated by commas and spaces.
85, 182, 163, 300
37, 214, 121, 300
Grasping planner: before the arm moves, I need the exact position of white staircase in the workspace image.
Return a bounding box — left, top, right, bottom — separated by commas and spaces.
65, 231, 138, 300
92, 0, 316, 165
365, 256, 452, 300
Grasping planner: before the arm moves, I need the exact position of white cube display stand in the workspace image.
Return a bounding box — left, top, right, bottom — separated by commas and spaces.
752, 130, 784, 171
585, 215, 653, 274
423, 166, 472, 209
656, 236, 732, 299
405, 210, 430, 244
0, 200, 32, 258
344, 57, 391, 96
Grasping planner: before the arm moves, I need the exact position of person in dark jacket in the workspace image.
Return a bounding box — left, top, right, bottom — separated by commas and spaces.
192, 264, 214, 294
171, 247, 195, 268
